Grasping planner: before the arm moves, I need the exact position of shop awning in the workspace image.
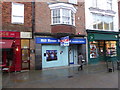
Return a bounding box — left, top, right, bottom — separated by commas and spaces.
0, 40, 13, 49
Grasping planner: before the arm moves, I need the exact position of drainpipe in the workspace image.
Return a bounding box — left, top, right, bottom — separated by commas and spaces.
32, 2, 35, 39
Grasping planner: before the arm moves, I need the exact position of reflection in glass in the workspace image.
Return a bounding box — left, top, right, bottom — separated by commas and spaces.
22, 50, 29, 61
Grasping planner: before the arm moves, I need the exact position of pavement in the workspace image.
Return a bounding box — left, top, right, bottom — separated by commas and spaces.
1, 62, 119, 88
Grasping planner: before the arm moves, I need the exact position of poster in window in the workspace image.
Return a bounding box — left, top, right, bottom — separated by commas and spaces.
46, 50, 57, 61
90, 44, 97, 58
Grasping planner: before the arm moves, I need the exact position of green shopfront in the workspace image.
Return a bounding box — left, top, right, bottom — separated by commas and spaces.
87, 30, 119, 64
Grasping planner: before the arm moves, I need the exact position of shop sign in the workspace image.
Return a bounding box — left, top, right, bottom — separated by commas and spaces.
20, 32, 32, 38
60, 36, 69, 46
70, 38, 86, 44
0, 31, 16, 38
36, 37, 60, 44
36, 37, 86, 44
88, 34, 94, 41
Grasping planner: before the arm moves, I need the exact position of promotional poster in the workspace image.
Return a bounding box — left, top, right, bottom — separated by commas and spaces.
46, 50, 57, 61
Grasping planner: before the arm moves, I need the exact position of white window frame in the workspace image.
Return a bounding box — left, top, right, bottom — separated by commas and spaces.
92, 13, 114, 31
49, 3, 76, 26
91, 0, 112, 10
11, 2, 24, 24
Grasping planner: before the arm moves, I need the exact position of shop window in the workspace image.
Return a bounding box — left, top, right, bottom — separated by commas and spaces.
106, 41, 117, 57
90, 41, 98, 58
46, 50, 57, 61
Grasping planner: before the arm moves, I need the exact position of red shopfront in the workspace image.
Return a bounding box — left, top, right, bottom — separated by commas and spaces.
0, 31, 21, 72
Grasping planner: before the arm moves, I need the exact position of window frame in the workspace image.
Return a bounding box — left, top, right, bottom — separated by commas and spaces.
49, 3, 76, 26
91, 0, 113, 10
51, 8, 75, 26
11, 2, 24, 24
92, 14, 114, 31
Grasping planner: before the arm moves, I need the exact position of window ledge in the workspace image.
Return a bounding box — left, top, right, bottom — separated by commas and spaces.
12, 22, 24, 25
51, 24, 76, 27
89, 7, 116, 16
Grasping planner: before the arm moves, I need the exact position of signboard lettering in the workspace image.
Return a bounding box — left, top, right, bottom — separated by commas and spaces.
36, 37, 86, 44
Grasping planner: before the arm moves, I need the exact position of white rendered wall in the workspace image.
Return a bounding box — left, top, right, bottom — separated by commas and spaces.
85, 0, 119, 32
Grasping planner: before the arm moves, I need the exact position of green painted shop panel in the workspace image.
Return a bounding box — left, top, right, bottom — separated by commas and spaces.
94, 34, 118, 40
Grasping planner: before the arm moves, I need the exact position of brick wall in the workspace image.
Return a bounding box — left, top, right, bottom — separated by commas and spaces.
35, 2, 86, 36
35, 2, 51, 33
51, 25, 76, 34
2, 2, 32, 32
75, 2, 86, 35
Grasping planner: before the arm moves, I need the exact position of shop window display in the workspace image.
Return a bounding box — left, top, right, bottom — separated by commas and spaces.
106, 41, 117, 57
90, 41, 98, 58
46, 50, 57, 61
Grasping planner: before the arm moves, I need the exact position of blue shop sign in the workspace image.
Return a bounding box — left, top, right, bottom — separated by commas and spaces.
70, 39, 86, 44
36, 37, 59, 44
36, 37, 86, 44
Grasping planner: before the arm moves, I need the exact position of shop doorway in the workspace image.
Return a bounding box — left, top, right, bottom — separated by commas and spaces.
2, 49, 14, 71
98, 41, 106, 61
21, 39, 30, 70
69, 45, 78, 65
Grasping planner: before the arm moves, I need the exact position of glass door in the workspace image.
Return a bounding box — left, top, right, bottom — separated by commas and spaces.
21, 39, 30, 70
98, 40, 106, 61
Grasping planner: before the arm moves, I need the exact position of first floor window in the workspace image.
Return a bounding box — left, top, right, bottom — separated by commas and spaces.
91, 0, 112, 10
49, 3, 76, 26
52, 8, 75, 25
92, 14, 114, 31
52, 9, 60, 24
12, 3, 24, 24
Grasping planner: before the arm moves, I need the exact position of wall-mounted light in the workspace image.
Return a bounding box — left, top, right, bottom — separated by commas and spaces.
16, 46, 19, 51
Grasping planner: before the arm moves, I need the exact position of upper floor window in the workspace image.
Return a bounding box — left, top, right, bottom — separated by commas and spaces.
92, 14, 113, 30
68, 0, 77, 4
106, 0, 112, 10
92, 0, 112, 10
49, 3, 76, 26
12, 3, 24, 24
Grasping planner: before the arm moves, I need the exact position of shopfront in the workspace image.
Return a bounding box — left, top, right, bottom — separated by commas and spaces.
20, 32, 32, 70
0, 31, 21, 72
35, 37, 86, 69
87, 30, 119, 64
